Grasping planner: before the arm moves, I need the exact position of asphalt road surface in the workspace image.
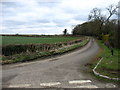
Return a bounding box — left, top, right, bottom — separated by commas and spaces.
2, 39, 118, 88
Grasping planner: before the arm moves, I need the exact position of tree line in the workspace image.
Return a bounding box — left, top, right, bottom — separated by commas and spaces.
72, 4, 119, 49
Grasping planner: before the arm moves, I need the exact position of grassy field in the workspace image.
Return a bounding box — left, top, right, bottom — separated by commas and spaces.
2, 35, 89, 64
2, 36, 80, 45
2, 38, 89, 64
93, 40, 120, 79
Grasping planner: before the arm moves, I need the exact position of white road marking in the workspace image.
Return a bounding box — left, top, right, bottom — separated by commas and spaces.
69, 80, 92, 84
77, 85, 98, 88
106, 83, 116, 88
40, 82, 61, 87
9, 84, 31, 88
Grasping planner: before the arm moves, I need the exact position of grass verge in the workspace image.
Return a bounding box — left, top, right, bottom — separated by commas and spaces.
2, 38, 89, 64
89, 40, 120, 83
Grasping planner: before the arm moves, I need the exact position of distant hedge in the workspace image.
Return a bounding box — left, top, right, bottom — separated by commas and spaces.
2, 38, 84, 56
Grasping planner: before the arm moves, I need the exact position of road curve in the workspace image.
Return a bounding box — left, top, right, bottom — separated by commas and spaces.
2, 39, 117, 88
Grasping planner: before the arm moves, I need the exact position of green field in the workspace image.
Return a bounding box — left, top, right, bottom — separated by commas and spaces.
2, 37, 89, 64
2, 36, 80, 45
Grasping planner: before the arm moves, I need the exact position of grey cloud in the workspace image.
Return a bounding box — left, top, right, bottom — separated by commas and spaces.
36, 19, 50, 23
3, 20, 28, 26
38, 2, 59, 7
63, 8, 79, 14
1, 2, 23, 8
73, 15, 87, 21
52, 19, 69, 27
53, 19, 69, 24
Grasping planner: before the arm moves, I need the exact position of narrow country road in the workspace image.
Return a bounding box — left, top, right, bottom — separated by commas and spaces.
2, 39, 117, 88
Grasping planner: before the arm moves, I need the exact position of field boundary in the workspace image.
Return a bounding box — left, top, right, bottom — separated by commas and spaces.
2, 37, 85, 56
2, 37, 90, 65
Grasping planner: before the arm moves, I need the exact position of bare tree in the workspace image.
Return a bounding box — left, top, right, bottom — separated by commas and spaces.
88, 5, 118, 34
88, 8, 106, 21
88, 8, 103, 21
88, 5, 118, 22
106, 5, 118, 22
88, 8, 106, 34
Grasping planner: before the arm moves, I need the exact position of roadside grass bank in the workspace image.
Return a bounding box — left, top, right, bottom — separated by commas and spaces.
2, 38, 89, 65
89, 40, 120, 83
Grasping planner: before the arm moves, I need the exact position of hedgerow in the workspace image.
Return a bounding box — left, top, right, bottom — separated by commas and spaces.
2, 38, 83, 56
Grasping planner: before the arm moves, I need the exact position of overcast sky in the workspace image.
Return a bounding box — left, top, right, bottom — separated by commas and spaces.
0, 0, 119, 35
